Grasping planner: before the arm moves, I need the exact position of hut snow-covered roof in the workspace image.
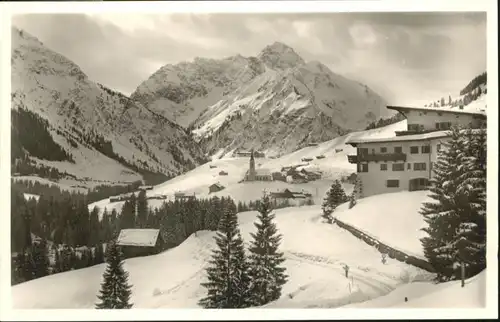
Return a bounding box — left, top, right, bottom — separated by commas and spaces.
116, 229, 160, 247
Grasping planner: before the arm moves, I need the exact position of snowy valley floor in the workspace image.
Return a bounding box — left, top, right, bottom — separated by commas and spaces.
13, 203, 439, 309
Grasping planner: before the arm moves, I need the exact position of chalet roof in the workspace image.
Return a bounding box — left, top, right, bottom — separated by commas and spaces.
387, 102, 486, 117
210, 183, 225, 189
117, 229, 160, 247
346, 128, 483, 146
270, 189, 312, 199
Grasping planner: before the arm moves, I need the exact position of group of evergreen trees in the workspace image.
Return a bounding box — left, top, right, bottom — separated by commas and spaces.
365, 113, 405, 131
11, 107, 74, 163
420, 126, 487, 282
321, 180, 349, 223
199, 193, 287, 308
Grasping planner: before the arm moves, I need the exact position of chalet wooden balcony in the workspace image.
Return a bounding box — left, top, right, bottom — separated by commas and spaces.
347, 153, 407, 164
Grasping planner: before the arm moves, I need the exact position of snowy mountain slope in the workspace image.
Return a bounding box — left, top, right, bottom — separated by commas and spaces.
131, 42, 390, 157
11, 27, 207, 186
12, 205, 434, 309
88, 120, 407, 216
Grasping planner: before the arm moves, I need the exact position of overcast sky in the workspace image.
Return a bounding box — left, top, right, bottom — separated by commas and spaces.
12, 12, 486, 104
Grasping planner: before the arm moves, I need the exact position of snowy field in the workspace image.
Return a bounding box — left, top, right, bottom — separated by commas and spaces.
344, 270, 486, 308
12, 205, 435, 309
334, 191, 432, 259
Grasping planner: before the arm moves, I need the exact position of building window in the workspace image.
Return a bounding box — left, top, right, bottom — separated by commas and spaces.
421, 145, 431, 154
358, 163, 368, 172
410, 146, 419, 154
407, 163, 411, 170
414, 162, 427, 171
380, 147, 387, 153
387, 180, 400, 188
358, 148, 368, 156
380, 163, 387, 171
408, 124, 423, 132
394, 146, 403, 153
371, 148, 376, 154
392, 163, 405, 171
435, 122, 452, 130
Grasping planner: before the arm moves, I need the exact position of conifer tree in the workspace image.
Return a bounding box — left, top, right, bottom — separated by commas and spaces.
136, 190, 148, 228
198, 204, 251, 308
31, 239, 50, 278
120, 197, 136, 230
95, 239, 133, 309
322, 180, 348, 222
452, 127, 487, 279
420, 125, 471, 281
89, 207, 100, 246
247, 193, 288, 306
94, 243, 105, 265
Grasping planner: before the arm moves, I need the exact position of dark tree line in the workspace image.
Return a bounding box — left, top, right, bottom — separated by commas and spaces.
11, 107, 74, 163
460, 72, 487, 96
365, 113, 405, 131
11, 157, 75, 181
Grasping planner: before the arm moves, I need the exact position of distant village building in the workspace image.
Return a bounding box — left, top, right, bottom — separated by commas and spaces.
219, 170, 229, 176
272, 171, 287, 182
286, 172, 308, 184
301, 157, 314, 162
174, 192, 196, 201
270, 189, 313, 207
139, 185, 153, 191
243, 150, 272, 181
209, 164, 218, 168
209, 183, 225, 194
235, 149, 265, 158
346, 104, 486, 198
316, 155, 326, 159
116, 229, 165, 259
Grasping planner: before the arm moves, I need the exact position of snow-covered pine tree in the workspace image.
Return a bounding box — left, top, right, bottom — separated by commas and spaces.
247, 193, 288, 306
420, 125, 469, 281
322, 180, 348, 222
452, 127, 487, 279
95, 239, 133, 309
349, 180, 359, 209
198, 204, 251, 308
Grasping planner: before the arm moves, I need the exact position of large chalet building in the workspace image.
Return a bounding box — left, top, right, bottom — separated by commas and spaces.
346, 103, 486, 198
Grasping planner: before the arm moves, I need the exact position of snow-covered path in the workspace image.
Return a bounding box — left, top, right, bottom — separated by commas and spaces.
12, 205, 433, 309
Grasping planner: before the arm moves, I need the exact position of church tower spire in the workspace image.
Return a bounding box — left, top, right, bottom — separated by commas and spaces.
248, 148, 256, 181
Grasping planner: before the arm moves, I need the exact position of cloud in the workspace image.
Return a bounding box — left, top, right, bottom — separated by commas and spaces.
12, 12, 486, 104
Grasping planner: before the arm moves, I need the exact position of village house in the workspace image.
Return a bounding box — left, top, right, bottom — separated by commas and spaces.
219, 170, 229, 176
139, 185, 153, 191
270, 189, 313, 207
346, 104, 486, 198
174, 192, 196, 201
116, 228, 165, 259
209, 183, 225, 194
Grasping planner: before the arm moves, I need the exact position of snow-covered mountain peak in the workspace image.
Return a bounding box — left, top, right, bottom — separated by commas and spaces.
257, 41, 305, 70
12, 26, 89, 82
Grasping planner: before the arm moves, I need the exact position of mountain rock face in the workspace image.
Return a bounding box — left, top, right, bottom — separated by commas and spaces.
11, 27, 207, 186
132, 42, 390, 157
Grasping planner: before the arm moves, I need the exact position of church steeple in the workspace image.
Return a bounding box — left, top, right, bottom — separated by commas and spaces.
248, 148, 256, 181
